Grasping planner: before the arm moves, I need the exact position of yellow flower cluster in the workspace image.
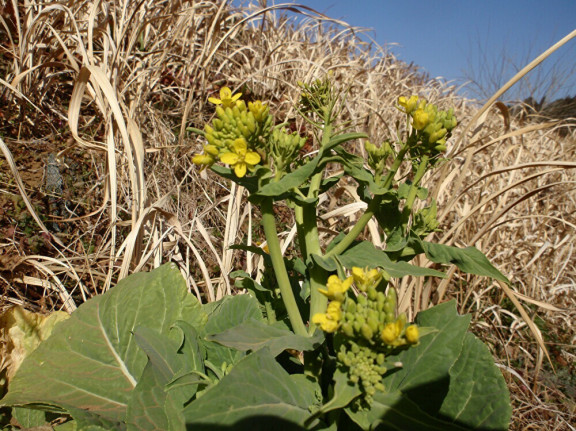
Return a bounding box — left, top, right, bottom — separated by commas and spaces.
311, 301, 343, 333
192, 87, 271, 177
397, 95, 458, 152
312, 267, 419, 346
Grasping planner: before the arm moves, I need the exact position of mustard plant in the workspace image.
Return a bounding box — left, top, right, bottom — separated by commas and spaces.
1, 78, 511, 430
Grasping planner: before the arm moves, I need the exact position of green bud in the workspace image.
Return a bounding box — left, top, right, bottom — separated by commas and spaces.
361, 324, 374, 341
367, 316, 379, 333
367, 286, 377, 300
342, 322, 355, 337
346, 300, 357, 313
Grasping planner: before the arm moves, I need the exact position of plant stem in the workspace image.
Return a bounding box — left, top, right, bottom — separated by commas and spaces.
261, 198, 307, 336
401, 154, 429, 232
325, 144, 410, 258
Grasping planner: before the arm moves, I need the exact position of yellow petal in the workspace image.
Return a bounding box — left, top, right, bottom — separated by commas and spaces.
244, 151, 261, 165
220, 152, 239, 165
220, 87, 232, 99
208, 97, 222, 105
234, 162, 247, 178
232, 138, 248, 154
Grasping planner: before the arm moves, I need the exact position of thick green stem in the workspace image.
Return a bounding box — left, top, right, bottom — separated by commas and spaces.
300, 122, 334, 333
401, 154, 430, 232
261, 198, 307, 336
295, 197, 330, 334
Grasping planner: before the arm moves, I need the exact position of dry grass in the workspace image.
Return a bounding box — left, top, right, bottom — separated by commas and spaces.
0, 1, 575, 428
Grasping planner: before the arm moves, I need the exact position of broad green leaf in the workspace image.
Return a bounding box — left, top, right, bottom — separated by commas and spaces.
383, 300, 470, 416
201, 295, 263, 373
313, 241, 445, 278
345, 391, 468, 431
414, 237, 509, 283
203, 294, 263, 335
183, 348, 317, 428
126, 327, 186, 431
207, 319, 323, 356
439, 332, 511, 430
12, 406, 46, 428
126, 361, 172, 431
171, 321, 205, 379
1, 263, 193, 422
66, 408, 126, 431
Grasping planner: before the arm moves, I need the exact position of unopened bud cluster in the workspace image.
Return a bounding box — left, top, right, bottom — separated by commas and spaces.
270, 127, 307, 174
298, 75, 337, 121
397, 95, 457, 155
364, 141, 393, 178
312, 267, 420, 401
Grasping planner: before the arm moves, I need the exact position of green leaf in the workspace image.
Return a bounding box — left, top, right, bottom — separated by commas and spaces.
0, 263, 193, 422
12, 407, 46, 428
207, 319, 323, 357
414, 237, 509, 283
383, 300, 471, 416
314, 366, 361, 417
315, 241, 445, 278
346, 391, 468, 431
398, 181, 428, 200
183, 349, 318, 428
201, 295, 264, 373
254, 155, 322, 198
210, 164, 263, 194
126, 327, 187, 431
439, 332, 511, 430
66, 408, 126, 431
203, 294, 263, 335
326, 132, 368, 151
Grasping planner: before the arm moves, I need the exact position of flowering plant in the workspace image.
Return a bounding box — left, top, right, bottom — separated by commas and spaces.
1, 79, 511, 430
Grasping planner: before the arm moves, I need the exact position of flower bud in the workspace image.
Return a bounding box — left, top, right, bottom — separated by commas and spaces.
361, 323, 374, 341
412, 108, 429, 130
405, 325, 419, 344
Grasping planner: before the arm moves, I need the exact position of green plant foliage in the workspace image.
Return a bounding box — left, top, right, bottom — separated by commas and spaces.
207, 319, 323, 357
183, 348, 319, 428
344, 301, 510, 430
1, 82, 513, 430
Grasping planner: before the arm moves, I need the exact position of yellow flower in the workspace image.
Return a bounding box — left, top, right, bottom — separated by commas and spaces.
248, 100, 268, 122
219, 138, 261, 178
318, 275, 353, 301
405, 325, 419, 344
412, 109, 430, 130
326, 300, 343, 322
208, 87, 242, 108
312, 313, 340, 333
192, 144, 219, 170
351, 267, 381, 288
381, 322, 401, 344
397, 95, 419, 114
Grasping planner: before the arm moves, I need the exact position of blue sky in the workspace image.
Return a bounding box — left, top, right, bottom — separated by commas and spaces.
239, 1, 576, 102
